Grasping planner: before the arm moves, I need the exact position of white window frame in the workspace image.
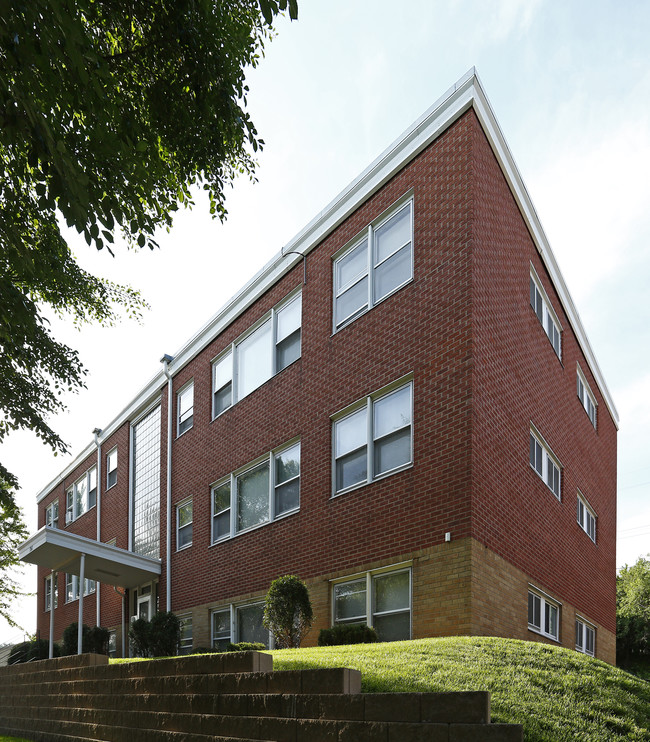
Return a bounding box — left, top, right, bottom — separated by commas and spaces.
211, 289, 302, 419
530, 266, 562, 359
176, 498, 193, 550
575, 616, 596, 656
577, 365, 597, 429
577, 491, 597, 543
529, 426, 561, 500
210, 439, 300, 544
64, 574, 96, 603
528, 587, 560, 641
177, 381, 194, 437
45, 500, 59, 529
332, 377, 413, 497
178, 613, 193, 654
106, 447, 118, 489
331, 564, 412, 642
333, 194, 414, 332
210, 601, 272, 649
65, 466, 97, 524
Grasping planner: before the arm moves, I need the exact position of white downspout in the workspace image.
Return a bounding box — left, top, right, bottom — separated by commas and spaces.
161, 354, 174, 613
93, 428, 102, 627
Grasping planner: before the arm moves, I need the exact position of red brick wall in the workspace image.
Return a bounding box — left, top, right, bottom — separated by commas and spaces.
469, 113, 617, 633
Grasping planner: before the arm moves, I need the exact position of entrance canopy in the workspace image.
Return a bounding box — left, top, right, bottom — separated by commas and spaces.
19, 527, 161, 588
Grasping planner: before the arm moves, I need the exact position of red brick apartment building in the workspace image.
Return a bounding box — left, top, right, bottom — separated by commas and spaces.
20, 70, 618, 664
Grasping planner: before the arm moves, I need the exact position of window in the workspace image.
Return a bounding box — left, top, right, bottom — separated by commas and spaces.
108, 631, 117, 658
211, 603, 270, 649
333, 567, 411, 642
107, 448, 118, 489
45, 501, 59, 529
334, 198, 413, 330
211, 440, 300, 543
530, 268, 561, 358
177, 382, 194, 436
333, 380, 412, 495
212, 291, 302, 418
577, 367, 597, 428
44, 574, 57, 612
528, 588, 559, 641
577, 493, 597, 542
65, 467, 97, 524
65, 575, 96, 603
177, 499, 193, 550
529, 428, 561, 500
575, 618, 595, 656
178, 614, 193, 655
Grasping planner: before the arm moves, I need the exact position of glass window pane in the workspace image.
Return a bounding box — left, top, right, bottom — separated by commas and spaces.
336, 448, 367, 491
276, 295, 302, 343
336, 240, 368, 292
237, 464, 269, 531
335, 276, 368, 327
375, 204, 411, 265
545, 604, 558, 638
214, 351, 233, 388
374, 428, 411, 476
214, 383, 232, 416
276, 443, 300, 484
276, 330, 301, 371
75, 476, 87, 516
213, 511, 230, 541
178, 501, 192, 527
237, 321, 272, 399
336, 407, 367, 457
179, 384, 193, 420
335, 579, 367, 622
375, 243, 412, 302
212, 609, 230, 650
237, 604, 268, 647
373, 571, 409, 614
373, 611, 410, 642
374, 386, 411, 440
275, 479, 300, 515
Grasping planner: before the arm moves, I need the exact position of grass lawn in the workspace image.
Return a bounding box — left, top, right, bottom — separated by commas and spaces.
270, 637, 650, 742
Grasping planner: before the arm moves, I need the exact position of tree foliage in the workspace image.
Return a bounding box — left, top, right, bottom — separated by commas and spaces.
617, 556, 650, 662
0, 0, 297, 490
263, 574, 313, 648
0, 476, 30, 629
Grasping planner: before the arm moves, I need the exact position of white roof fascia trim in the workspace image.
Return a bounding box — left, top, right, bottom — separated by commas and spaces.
469, 75, 618, 427
35, 68, 618, 503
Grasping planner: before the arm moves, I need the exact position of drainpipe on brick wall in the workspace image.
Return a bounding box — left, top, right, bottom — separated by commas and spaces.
161, 354, 174, 613
93, 428, 102, 627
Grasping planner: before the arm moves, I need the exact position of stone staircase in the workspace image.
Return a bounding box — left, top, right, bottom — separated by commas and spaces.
0, 652, 523, 741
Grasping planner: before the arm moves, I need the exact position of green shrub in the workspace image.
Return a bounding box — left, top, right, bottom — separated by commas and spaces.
128, 611, 181, 657
263, 575, 313, 648
318, 624, 379, 646
227, 642, 266, 652
61, 623, 110, 655
9, 638, 60, 664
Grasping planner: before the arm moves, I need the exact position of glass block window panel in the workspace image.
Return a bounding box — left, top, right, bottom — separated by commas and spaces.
372, 570, 411, 642
107, 448, 118, 488
237, 321, 272, 400
178, 382, 194, 435
334, 579, 367, 624
237, 603, 268, 647
212, 609, 231, 651
213, 351, 233, 417
212, 481, 231, 543
276, 294, 302, 372
373, 385, 412, 477
275, 443, 300, 516
177, 500, 193, 549
132, 405, 162, 559
237, 463, 270, 532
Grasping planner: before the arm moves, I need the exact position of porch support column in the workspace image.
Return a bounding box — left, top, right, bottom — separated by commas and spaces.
48, 571, 57, 659
77, 553, 86, 654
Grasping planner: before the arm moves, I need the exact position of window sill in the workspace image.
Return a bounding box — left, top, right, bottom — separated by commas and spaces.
209, 507, 300, 548
527, 626, 560, 643
176, 544, 192, 552
332, 277, 414, 336
105, 483, 117, 492
176, 425, 193, 440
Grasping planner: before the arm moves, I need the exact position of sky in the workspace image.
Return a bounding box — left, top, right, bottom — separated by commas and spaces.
2, 0, 649, 644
